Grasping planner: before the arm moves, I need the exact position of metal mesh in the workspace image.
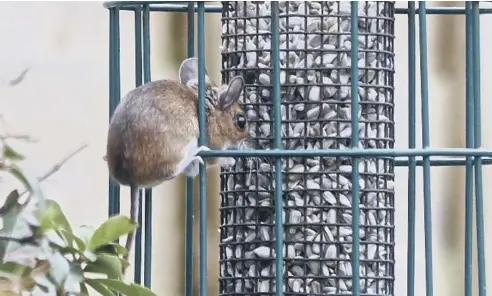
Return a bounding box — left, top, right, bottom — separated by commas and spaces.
219, 1, 395, 295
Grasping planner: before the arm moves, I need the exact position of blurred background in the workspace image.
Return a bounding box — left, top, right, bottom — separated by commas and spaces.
0, 1, 491, 295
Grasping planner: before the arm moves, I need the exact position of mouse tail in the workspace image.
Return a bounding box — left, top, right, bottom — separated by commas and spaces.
123, 184, 140, 275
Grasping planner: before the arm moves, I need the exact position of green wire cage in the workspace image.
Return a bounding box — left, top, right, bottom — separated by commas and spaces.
103, 1, 492, 296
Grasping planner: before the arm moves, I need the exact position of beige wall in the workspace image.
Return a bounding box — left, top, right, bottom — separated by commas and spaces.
1, 1, 491, 296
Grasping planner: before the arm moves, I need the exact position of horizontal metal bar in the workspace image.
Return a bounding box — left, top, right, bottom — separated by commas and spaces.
397, 7, 492, 15
199, 148, 492, 158
103, 1, 222, 12
395, 157, 492, 167
103, 2, 492, 14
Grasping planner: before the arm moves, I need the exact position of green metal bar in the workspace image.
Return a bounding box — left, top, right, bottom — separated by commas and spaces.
396, 158, 492, 167
198, 148, 492, 158
185, 3, 195, 296
464, 4, 474, 296
108, 7, 121, 217
133, 5, 143, 285
407, 2, 416, 296
168, 156, 492, 168
197, 3, 207, 296
350, 2, 360, 296
103, 2, 492, 15
142, 3, 153, 289
396, 7, 492, 15
270, 2, 284, 296
472, 3, 487, 296
103, 2, 223, 12
418, 3, 434, 296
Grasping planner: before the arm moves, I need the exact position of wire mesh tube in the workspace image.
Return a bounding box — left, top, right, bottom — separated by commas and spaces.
220, 1, 395, 295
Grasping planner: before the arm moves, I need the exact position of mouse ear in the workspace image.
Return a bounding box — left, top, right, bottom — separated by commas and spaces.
179, 57, 210, 88
218, 76, 244, 110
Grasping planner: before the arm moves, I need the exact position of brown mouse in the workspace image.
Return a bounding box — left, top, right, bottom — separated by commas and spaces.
105, 57, 249, 272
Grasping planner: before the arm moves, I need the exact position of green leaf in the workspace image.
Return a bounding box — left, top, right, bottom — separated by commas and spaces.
85, 279, 115, 296
72, 234, 86, 251
0, 192, 24, 236
83, 253, 122, 280
7, 164, 45, 211
3, 144, 25, 161
0, 189, 42, 263
95, 243, 128, 256
0, 261, 26, 275
40, 199, 72, 233
88, 215, 137, 252
1, 217, 40, 268
94, 279, 157, 296
1, 190, 20, 214
0, 190, 21, 261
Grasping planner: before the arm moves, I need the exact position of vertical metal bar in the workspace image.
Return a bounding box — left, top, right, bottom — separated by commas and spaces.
197, 3, 208, 296
350, 2, 360, 296
472, 3, 486, 296
108, 7, 121, 217
185, 3, 195, 296
418, 3, 434, 296
464, 3, 474, 296
270, 3, 284, 296
142, 3, 152, 289
133, 5, 143, 285
406, 3, 416, 296
134, 7, 143, 89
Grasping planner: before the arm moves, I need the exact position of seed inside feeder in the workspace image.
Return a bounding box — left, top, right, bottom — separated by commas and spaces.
220, 1, 395, 295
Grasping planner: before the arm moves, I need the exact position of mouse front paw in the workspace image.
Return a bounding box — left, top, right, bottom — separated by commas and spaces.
194, 145, 211, 155
218, 157, 236, 170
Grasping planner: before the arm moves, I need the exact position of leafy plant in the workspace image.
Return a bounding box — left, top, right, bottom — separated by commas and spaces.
0, 70, 156, 296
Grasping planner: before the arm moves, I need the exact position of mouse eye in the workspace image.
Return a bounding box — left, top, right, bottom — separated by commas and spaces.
234, 113, 247, 130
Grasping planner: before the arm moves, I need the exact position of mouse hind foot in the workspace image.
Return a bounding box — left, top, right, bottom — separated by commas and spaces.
183, 155, 203, 177
174, 144, 210, 178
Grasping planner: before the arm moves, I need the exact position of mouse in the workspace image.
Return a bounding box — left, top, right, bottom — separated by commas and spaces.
105, 57, 249, 273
